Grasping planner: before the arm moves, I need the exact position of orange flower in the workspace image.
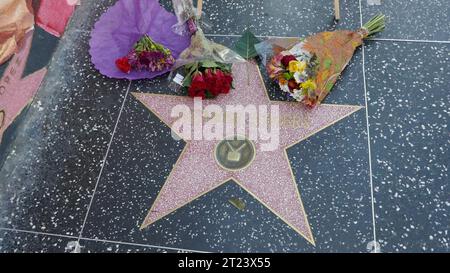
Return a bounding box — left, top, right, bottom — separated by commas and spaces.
278, 76, 288, 85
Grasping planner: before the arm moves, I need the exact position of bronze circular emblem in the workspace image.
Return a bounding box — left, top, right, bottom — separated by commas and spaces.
215, 138, 256, 171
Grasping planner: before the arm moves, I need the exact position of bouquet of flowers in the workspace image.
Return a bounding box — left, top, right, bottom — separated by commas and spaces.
257, 14, 385, 107
115, 35, 175, 74
182, 61, 234, 99
170, 0, 244, 99
89, 0, 190, 80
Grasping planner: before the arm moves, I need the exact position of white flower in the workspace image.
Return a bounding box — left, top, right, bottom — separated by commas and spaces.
297, 54, 310, 62
293, 72, 302, 83
289, 42, 306, 56
294, 71, 309, 83
289, 42, 312, 61
291, 89, 305, 102
280, 83, 290, 94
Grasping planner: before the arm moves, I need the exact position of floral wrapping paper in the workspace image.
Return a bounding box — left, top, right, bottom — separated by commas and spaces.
303, 29, 366, 104
258, 14, 384, 107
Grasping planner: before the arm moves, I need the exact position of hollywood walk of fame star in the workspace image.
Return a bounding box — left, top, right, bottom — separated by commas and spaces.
0, 31, 47, 144
133, 63, 362, 245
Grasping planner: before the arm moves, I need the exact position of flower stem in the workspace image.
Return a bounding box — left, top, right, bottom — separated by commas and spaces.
362, 14, 386, 37
134, 35, 171, 56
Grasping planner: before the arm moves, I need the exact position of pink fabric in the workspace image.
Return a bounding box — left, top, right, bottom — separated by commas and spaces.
35, 0, 76, 37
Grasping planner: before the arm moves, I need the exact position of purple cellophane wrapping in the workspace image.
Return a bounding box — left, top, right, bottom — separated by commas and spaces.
89, 0, 190, 80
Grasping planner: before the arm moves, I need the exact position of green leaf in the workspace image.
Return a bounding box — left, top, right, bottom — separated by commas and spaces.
283, 72, 293, 80
182, 74, 193, 87
363, 14, 386, 37
218, 63, 232, 72
200, 60, 220, 68
234, 29, 261, 59
228, 198, 246, 211
188, 63, 199, 75
323, 58, 332, 69
133, 34, 171, 55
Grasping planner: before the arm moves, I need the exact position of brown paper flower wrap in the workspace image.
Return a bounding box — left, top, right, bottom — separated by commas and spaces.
258, 14, 385, 107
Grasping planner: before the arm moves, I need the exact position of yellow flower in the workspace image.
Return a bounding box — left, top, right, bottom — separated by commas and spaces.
288, 60, 307, 74
301, 80, 317, 90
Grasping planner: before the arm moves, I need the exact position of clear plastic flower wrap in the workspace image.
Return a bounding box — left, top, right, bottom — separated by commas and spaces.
256, 14, 385, 107
169, 0, 245, 99
171, 0, 198, 36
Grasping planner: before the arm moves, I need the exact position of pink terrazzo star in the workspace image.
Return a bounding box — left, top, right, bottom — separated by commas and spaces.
0, 31, 47, 144
133, 63, 361, 245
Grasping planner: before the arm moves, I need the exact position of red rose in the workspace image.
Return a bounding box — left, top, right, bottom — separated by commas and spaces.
204, 69, 220, 96
288, 79, 298, 91
190, 72, 207, 91
196, 90, 206, 100
188, 69, 233, 98
188, 86, 197, 97
222, 72, 233, 94
215, 69, 232, 94
204, 69, 214, 84
189, 87, 206, 99
281, 55, 297, 67
220, 80, 232, 94
214, 70, 225, 93
188, 72, 207, 99
224, 72, 233, 85
221, 84, 231, 94
210, 84, 222, 96
115, 57, 131, 73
